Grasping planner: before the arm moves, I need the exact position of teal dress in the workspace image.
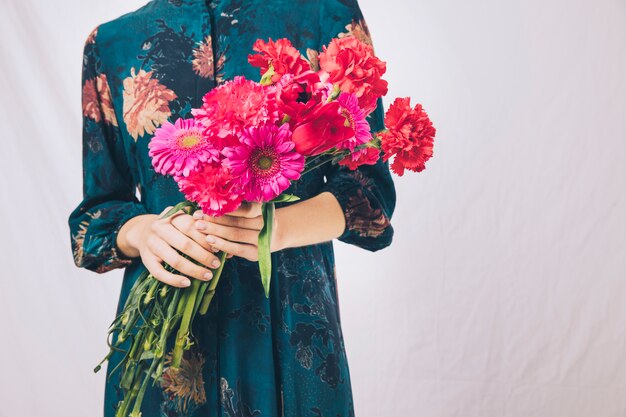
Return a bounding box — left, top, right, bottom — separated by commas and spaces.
68, 0, 396, 416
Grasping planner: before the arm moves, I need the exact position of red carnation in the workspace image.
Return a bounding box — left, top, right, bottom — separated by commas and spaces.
338, 147, 380, 170
248, 38, 311, 84
318, 35, 388, 114
175, 163, 244, 216
191, 76, 279, 143
380, 97, 436, 176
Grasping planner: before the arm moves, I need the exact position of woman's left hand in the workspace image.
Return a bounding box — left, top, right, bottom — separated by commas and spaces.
191, 202, 284, 262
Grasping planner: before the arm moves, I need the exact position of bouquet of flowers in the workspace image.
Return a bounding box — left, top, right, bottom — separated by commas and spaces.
96, 34, 436, 417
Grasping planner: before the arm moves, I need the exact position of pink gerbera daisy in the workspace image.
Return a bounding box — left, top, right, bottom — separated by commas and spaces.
148, 118, 220, 177
176, 163, 245, 216
191, 76, 279, 141
335, 92, 372, 151
222, 123, 305, 202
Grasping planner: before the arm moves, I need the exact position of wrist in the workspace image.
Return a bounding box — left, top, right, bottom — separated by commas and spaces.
116, 214, 158, 258
271, 207, 289, 252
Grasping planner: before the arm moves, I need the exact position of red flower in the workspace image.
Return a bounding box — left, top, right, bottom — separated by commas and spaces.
274, 71, 325, 126
291, 101, 354, 156
176, 163, 244, 216
338, 147, 380, 170
318, 35, 388, 114
191, 76, 279, 144
248, 38, 311, 84
381, 97, 436, 176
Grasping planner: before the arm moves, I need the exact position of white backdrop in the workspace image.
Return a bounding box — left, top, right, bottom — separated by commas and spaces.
1, 0, 625, 416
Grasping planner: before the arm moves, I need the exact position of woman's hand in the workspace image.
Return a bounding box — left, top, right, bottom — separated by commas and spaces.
116, 206, 224, 288
191, 202, 284, 262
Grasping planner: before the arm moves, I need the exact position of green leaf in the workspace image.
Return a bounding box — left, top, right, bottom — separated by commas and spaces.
260, 64, 276, 86
139, 351, 155, 361
161, 201, 195, 219
258, 202, 275, 298
270, 193, 301, 203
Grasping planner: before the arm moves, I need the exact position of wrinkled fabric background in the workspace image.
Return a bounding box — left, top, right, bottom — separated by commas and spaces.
1, 0, 625, 416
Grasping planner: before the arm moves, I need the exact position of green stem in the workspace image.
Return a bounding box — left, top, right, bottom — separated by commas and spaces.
258, 203, 275, 298
151, 287, 182, 385
303, 153, 327, 168
115, 364, 144, 417
154, 288, 181, 358
198, 251, 228, 316
171, 278, 202, 368
302, 155, 340, 175
130, 357, 159, 416
142, 276, 160, 306
120, 327, 145, 390
94, 349, 114, 373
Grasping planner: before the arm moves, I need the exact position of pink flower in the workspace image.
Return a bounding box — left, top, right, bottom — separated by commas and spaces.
318, 35, 388, 114
191, 76, 279, 142
148, 118, 220, 177
222, 123, 304, 202
338, 147, 380, 170
248, 38, 311, 84
335, 92, 372, 151
176, 163, 244, 216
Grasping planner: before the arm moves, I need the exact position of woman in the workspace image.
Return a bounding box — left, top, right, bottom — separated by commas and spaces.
68, 0, 396, 415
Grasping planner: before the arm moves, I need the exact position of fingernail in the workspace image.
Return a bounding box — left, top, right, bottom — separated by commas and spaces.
193, 211, 203, 219
206, 235, 216, 243
196, 221, 205, 230
211, 259, 221, 268
204, 271, 213, 280
181, 279, 191, 287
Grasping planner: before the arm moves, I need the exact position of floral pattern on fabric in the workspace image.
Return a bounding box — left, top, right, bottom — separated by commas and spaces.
67, 0, 396, 415
122, 67, 177, 140
160, 349, 208, 416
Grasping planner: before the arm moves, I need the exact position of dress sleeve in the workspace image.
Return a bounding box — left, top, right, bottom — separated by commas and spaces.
318, 1, 397, 252
68, 27, 148, 273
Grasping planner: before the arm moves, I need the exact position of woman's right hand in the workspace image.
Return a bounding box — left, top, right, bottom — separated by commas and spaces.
116, 206, 223, 288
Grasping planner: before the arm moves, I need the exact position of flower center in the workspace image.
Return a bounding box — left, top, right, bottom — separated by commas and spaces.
341, 108, 356, 130
180, 135, 201, 148
258, 156, 273, 170
250, 148, 280, 179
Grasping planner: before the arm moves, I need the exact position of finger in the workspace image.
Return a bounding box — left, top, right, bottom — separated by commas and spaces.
194, 220, 260, 245
204, 214, 263, 231
157, 219, 219, 268
166, 208, 190, 223
148, 235, 215, 281
205, 234, 258, 261
227, 201, 262, 218
192, 208, 263, 230
168, 214, 225, 263
143, 252, 192, 288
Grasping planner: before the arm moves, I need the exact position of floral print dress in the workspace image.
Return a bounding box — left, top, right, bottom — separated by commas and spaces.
68, 0, 396, 416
